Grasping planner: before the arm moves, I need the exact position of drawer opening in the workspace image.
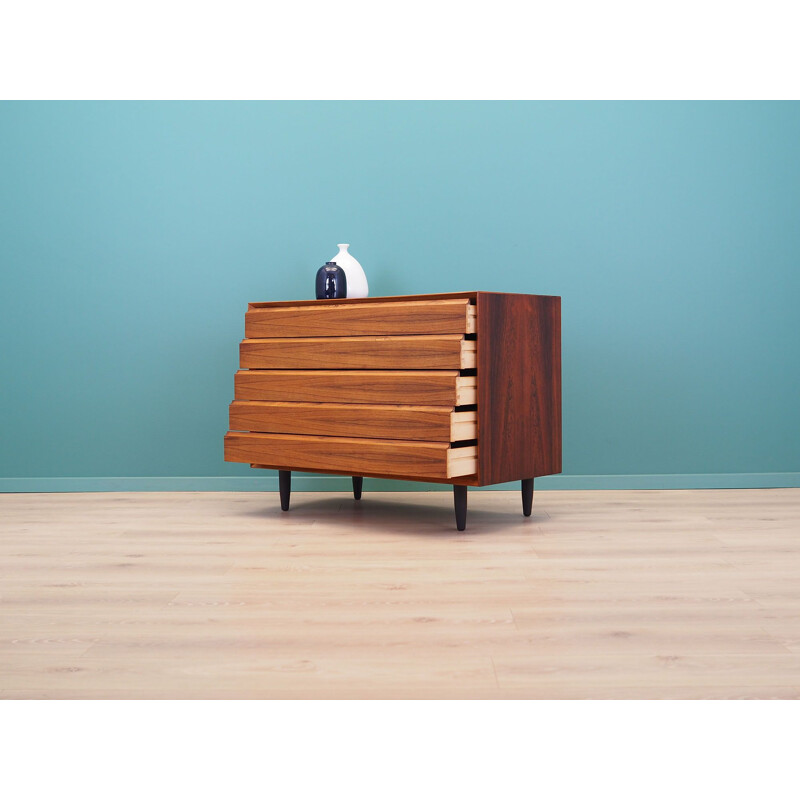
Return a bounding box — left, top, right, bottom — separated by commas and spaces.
460, 339, 477, 369
450, 411, 477, 443
447, 444, 478, 478
454, 375, 477, 406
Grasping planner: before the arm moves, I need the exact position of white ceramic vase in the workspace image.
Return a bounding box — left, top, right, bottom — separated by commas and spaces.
331, 243, 368, 298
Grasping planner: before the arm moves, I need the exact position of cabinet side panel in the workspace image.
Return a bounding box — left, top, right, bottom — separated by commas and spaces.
476, 293, 561, 485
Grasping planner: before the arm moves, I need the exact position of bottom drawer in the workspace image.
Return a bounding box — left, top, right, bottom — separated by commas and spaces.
224, 431, 477, 480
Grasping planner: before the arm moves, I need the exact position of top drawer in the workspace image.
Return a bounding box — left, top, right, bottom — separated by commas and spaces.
245, 298, 476, 338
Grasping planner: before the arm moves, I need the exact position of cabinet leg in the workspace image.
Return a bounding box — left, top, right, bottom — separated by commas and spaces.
453, 485, 467, 531
522, 477, 534, 517
352, 476, 363, 500
279, 470, 291, 511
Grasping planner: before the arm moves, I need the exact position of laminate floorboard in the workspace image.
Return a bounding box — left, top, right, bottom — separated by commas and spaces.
1, 489, 798, 699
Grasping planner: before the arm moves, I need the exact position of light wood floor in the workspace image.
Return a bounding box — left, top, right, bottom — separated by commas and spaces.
1, 488, 799, 699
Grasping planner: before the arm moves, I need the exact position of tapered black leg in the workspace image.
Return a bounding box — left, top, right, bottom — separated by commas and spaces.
352, 476, 363, 500
453, 484, 467, 531
278, 470, 291, 511
521, 477, 534, 517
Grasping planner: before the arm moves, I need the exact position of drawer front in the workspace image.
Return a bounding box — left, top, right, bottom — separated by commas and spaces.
240, 335, 476, 370
234, 370, 477, 406
245, 298, 476, 338
229, 400, 476, 443
224, 432, 477, 480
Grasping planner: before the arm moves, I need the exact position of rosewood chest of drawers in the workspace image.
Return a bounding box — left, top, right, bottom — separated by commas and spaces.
224, 291, 561, 530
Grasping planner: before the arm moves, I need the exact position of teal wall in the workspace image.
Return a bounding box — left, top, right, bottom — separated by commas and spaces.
1, 102, 798, 491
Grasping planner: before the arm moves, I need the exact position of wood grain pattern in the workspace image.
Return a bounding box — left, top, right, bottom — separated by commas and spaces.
2, 488, 799, 699
245, 298, 474, 338
476, 293, 561, 485
229, 400, 476, 443
240, 335, 476, 370
234, 370, 476, 406
225, 431, 477, 479
227, 292, 560, 491
247, 291, 477, 309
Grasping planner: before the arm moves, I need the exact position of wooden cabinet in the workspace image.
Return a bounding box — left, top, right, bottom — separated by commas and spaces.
224, 292, 561, 529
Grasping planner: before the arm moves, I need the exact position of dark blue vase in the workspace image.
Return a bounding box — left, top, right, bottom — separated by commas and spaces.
315, 262, 347, 299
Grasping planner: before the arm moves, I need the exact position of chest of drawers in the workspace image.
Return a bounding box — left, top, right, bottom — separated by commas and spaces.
224, 291, 561, 530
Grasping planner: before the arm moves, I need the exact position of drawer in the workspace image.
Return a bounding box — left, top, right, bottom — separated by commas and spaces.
245, 298, 476, 338
224, 431, 478, 480
229, 400, 477, 443
240, 335, 476, 370
234, 370, 477, 406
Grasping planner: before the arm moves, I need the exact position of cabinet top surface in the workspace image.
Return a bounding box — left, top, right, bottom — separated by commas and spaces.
248, 291, 560, 309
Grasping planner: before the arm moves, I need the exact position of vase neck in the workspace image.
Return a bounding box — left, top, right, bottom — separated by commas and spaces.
337, 243, 350, 253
